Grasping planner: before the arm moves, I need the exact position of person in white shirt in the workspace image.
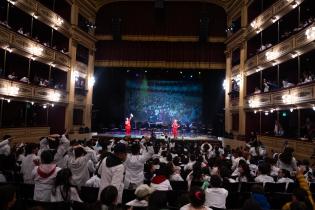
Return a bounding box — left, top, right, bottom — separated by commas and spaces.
180, 187, 212, 210
184, 154, 196, 171
126, 184, 154, 209
85, 174, 101, 188
38, 133, 70, 168
168, 162, 184, 181
255, 163, 275, 184
205, 175, 228, 209
20, 143, 39, 184
124, 141, 154, 189
277, 169, 294, 189
67, 145, 95, 188
186, 162, 210, 191
51, 168, 82, 202
151, 163, 172, 191
0, 135, 11, 156
98, 143, 127, 204
32, 150, 61, 201
277, 147, 297, 172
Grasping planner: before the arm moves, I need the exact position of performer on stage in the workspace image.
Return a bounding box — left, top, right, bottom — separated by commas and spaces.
172, 119, 180, 139
125, 113, 133, 136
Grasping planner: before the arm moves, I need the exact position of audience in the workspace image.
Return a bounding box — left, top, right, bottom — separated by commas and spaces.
126, 184, 154, 209
204, 175, 228, 209
180, 187, 212, 210
0, 185, 16, 210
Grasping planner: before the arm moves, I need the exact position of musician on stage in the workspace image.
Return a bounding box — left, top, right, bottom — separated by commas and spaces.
172, 119, 180, 139
125, 113, 133, 136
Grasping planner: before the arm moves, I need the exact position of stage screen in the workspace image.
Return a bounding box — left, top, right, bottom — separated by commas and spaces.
125, 79, 202, 124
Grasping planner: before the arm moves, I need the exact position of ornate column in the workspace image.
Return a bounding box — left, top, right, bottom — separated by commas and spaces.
225, 50, 232, 133
84, 49, 95, 128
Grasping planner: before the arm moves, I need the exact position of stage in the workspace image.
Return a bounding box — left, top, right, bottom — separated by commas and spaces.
93, 130, 223, 142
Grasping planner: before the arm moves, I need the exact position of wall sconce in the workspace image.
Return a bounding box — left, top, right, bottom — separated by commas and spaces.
29, 45, 43, 56
4, 46, 13, 53
250, 20, 257, 28
48, 91, 61, 102
282, 94, 296, 104
53, 16, 64, 27
305, 27, 315, 40
266, 51, 280, 61
271, 16, 279, 23
249, 99, 260, 108
5, 86, 19, 96
88, 76, 95, 87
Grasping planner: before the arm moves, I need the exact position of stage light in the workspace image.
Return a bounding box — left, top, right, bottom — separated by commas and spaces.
51, 103, 54, 107
254, 110, 257, 114
43, 104, 47, 109
190, 75, 193, 78
290, 108, 294, 112
265, 112, 269, 116
31, 101, 34, 105
180, 71, 183, 74
270, 109, 274, 113
145, 70, 147, 73
6, 99, 11, 103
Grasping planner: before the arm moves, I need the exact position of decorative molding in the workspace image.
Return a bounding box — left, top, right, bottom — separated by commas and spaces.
71, 26, 97, 50
96, 35, 226, 43
95, 60, 226, 70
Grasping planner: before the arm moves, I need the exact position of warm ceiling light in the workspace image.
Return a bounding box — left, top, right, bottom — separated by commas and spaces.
53, 16, 64, 26
48, 92, 61, 102
249, 99, 260, 108
266, 51, 280, 61
5, 86, 19, 96
305, 27, 315, 40
29, 45, 43, 56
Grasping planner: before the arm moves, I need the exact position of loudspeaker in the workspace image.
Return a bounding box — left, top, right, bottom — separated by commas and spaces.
199, 16, 209, 43
111, 17, 122, 41
155, 0, 164, 9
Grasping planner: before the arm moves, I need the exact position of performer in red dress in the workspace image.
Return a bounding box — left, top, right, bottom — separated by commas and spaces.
172, 119, 180, 139
125, 113, 133, 136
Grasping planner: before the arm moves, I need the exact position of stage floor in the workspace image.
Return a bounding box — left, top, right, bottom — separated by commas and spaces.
95, 130, 221, 142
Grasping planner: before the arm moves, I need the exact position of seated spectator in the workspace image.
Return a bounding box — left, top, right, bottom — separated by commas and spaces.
0, 185, 16, 210
85, 173, 101, 188
180, 187, 212, 210
0, 135, 11, 156
126, 184, 154, 209
20, 76, 30, 83
204, 175, 228, 209
151, 163, 172, 191
282, 168, 315, 210
263, 78, 278, 92
277, 169, 294, 189
254, 87, 261, 94
168, 162, 184, 181
51, 168, 82, 202
235, 160, 253, 182
100, 185, 119, 210
250, 184, 270, 210
255, 163, 274, 184
282, 79, 295, 88
32, 150, 61, 201
7, 72, 17, 80
186, 161, 210, 190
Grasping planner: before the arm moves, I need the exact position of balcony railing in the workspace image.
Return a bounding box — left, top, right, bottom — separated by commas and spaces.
246, 81, 315, 109
13, 0, 71, 37
245, 22, 315, 75
0, 78, 68, 103
0, 25, 70, 71
247, 0, 305, 39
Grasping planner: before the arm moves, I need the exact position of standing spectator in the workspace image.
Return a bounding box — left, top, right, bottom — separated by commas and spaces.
98, 143, 127, 204
124, 141, 154, 189
0, 135, 11, 156
20, 143, 39, 184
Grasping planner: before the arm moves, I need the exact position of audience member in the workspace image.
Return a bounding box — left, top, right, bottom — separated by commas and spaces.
126, 184, 154, 209
204, 175, 228, 209
180, 187, 212, 210
0, 185, 16, 210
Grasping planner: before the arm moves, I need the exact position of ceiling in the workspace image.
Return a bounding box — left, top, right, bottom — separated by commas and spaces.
89, 0, 240, 12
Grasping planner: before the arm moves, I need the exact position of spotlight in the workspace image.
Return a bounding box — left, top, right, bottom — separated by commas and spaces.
190, 75, 193, 78
180, 71, 183, 74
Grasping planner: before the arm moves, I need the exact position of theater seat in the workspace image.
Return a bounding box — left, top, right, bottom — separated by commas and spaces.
23, 200, 71, 210
122, 189, 136, 204
80, 186, 99, 203
264, 182, 286, 193
268, 193, 292, 209
240, 182, 263, 192
170, 181, 188, 191
286, 182, 298, 193
310, 182, 315, 193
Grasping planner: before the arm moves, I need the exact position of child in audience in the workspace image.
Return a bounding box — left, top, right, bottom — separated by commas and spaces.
150, 163, 172, 191
32, 150, 61, 201
51, 168, 82, 202
100, 185, 119, 210
255, 163, 275, 184
204, 175, 228, 209
180, 187, 212, 210
126, 184, 154, 209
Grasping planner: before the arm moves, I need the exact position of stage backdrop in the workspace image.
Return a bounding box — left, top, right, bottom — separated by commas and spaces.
125, 80, 202, 124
